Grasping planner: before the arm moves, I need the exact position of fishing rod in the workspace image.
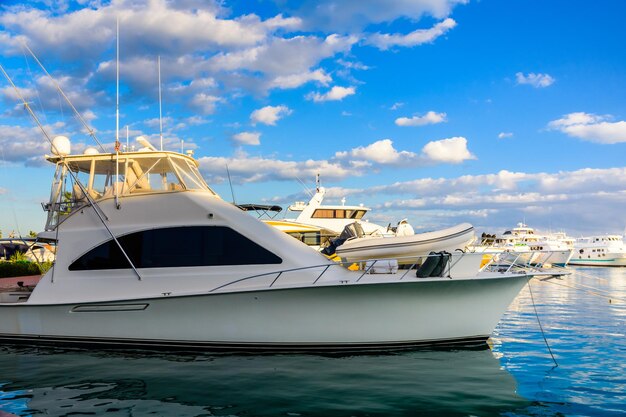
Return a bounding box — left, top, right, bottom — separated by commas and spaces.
0, 63, 143, 281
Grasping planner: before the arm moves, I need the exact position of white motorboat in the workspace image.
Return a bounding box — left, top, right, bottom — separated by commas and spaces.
0, 137, 551, 351
263, 219, 336, 251
486, 223, 573, 267
569, 235, 626, 267
287, 176, 389, 235
334, 223, 475, 263
0, 237, 55, 262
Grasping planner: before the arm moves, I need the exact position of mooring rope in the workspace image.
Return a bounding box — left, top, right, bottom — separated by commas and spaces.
528, 280, 558, 367
536, 278, 625, 304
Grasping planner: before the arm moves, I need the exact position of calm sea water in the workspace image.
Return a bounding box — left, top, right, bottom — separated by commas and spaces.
0, 266, 624, 416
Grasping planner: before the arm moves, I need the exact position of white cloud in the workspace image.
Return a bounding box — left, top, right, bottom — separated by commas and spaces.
336, 59, 370, 70
367, 18, 457, 50
265, 69, 332, 90
306, 86, 356, 102
208, 34, 356, 78
190, 93, 221, 115
390, 102, 404, 110
515, 72, 555, 88
334, 137, 474, 166
0, 0, 466, 117
548, 112, 626, 144
335, 139, 417, 164
395, 111, 447, 127
420, 137, 475, 163
0, 124, 56, 165
322, 166, 626, 235
250, 105, 292, 126
0, 2, 300, 61
498, 132, 513, 139
198, 153, 352, 184
292, 0, 467, 32
232, 131, 261, 146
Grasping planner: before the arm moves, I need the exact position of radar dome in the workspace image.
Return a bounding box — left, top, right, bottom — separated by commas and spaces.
83, 147, 99, 155
51, 136, 71, 156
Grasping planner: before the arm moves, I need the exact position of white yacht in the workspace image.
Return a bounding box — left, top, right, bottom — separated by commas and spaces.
569, 235, 626, 267
0, 137, 551, 350
287, 179, 389, 235
549, 231, 576, 250
491, 223, 573, 267
0, 237, 55, 262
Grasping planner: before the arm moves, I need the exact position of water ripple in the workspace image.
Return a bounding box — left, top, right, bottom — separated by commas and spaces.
0, 266, 623, 416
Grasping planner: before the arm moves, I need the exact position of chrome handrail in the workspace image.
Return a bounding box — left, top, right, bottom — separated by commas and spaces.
208, 251, 495, 293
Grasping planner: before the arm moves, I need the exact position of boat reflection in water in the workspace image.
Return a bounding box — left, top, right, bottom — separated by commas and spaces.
0, 345, 529, 417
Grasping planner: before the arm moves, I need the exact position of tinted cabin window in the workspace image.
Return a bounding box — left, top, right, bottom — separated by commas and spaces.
311, 209, 367, 219
312, 209, 334, 219
69, 226, 282, 270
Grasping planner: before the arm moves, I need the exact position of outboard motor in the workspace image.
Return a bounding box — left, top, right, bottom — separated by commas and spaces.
395, 219, 415, 237
321, 222, 365, 255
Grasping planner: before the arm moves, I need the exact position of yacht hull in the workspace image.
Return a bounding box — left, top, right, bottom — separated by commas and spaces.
531, 249, 574, 267
568, 255, 626, 267
0, 274, 528, 351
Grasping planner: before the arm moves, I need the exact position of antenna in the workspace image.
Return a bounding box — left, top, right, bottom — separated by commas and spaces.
126, 125, 129, 150
21, 42, 105, 152
225, 164, 236, 204
115, 17, 120, 152
114, 17, 121, 208
158, 55, 163, 151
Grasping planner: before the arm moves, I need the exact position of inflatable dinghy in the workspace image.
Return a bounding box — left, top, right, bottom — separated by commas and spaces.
335, 223, 475, 262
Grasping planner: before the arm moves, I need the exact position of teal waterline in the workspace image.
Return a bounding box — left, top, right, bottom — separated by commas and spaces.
0, 266, 624, 416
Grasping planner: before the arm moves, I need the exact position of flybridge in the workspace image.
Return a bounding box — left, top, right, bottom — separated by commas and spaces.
42, 136, 217, 231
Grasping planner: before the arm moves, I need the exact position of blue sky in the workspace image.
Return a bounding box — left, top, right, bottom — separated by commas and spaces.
0, 0, 625, 237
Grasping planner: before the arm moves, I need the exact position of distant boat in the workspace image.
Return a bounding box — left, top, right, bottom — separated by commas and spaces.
478, 223, 573, 267
0, 238, 55, 262
569, 235, 626, 267
263, 219, 336, 251
287, 177, 389, 236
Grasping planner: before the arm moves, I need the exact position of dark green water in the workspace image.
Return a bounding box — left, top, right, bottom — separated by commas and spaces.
0, 266, 624, 416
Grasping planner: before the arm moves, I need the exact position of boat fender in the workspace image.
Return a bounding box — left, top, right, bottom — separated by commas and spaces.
321, 238, 346, 256
430, 251, 451, 277
416, 251, 451, 278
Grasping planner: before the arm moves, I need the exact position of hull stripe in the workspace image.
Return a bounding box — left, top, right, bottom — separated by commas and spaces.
0, 333, 489, 352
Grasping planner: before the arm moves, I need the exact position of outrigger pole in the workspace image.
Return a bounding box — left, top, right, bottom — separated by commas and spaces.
0, 63, 143, 281
21, 42, 106, 153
